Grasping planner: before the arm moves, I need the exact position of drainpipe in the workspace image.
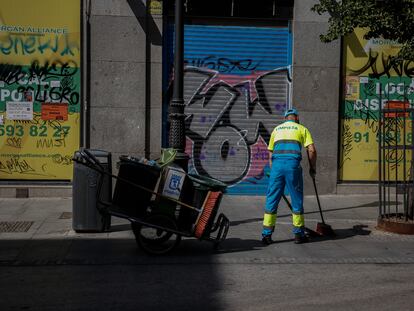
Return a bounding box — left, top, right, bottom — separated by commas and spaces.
81, 0, 91, 148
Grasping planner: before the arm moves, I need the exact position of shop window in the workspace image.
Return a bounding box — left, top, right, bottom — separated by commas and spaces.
166, 0, 294, 19
234, 0, 293, 19
186, 0, 233, 17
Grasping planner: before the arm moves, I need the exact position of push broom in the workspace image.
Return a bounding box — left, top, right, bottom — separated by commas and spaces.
194, 191, 223, 238
310, 175, 335, 236
307, 151, 335, 237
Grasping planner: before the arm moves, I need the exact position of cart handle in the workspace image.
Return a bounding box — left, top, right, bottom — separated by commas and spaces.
73, 148, 105, 171
82, 148, 105, 171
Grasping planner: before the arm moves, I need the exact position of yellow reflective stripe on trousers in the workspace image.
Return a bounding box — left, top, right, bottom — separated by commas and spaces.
263, 213, 277, 227
292, 214, 304, 228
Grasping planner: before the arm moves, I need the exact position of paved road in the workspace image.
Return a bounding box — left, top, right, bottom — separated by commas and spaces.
1, 194, 414, 310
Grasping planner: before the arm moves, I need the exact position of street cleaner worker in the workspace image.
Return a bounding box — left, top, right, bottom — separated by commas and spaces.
262, 108, 317, 245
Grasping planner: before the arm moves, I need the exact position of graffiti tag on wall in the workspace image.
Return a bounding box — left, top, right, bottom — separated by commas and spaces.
181, 66, 291, 189
165, 25, 292, 194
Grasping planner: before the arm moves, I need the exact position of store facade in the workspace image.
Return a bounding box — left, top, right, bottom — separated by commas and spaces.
0, 0, 342, 196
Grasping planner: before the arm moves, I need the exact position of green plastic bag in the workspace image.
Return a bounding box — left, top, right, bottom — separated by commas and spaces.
157, 148, 177, 168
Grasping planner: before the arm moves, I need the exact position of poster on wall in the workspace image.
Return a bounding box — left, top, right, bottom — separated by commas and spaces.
340, 28, 414, 181
0, 0, 81, 180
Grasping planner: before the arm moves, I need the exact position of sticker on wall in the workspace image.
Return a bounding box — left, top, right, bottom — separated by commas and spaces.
23, 90, 33, 102
345, 76, 360, 100
149, 0, 162, 15
6, 102, 33, 120
384, 100, 410, 118
41, 103, 68, 121
50, 81, 61, 88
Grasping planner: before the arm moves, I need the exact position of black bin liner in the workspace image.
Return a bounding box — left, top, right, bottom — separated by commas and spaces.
113, 156, 161, 217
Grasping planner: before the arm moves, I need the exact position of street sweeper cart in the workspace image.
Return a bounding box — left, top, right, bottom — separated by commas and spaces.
73, 148, 230, 255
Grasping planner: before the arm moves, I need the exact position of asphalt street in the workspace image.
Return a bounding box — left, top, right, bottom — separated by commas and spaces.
1, 194, 414, 310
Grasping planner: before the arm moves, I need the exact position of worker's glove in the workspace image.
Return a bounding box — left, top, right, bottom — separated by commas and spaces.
309, 168, 316, 179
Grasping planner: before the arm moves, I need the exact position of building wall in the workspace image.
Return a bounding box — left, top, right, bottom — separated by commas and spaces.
89, 0, 163, 172
292, 0, 341, 194
87, 0, 341, 194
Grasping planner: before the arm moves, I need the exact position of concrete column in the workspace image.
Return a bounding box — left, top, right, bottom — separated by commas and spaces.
292, 1, 341, 194
89, 0, 163, 169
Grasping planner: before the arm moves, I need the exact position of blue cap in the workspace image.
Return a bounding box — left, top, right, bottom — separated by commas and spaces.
284, 108, 298, 117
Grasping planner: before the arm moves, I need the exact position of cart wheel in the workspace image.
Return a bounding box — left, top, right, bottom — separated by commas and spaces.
133, 215, 181, 255
131, 222, 174, 245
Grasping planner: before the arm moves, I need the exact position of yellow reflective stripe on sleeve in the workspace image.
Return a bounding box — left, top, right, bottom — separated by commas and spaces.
303, 127, 314, 147
292, 214, 305, 228
268, 129, 277, 151
263, 213, 277, 227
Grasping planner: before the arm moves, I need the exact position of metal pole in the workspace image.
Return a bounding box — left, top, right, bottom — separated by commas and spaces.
387, 92, 391, 218
81, 0, 91, 148
382, 85, 387, 217
381, 83, 387, 217
403, 82, 407, 219
169, 0, 189, 171
395, 104, 398, 216
410, 83, 414, 220
379, 83, 382, 217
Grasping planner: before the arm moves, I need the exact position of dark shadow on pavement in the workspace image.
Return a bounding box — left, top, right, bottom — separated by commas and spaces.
230, 201, 387, 227
213, 225, 372, 254
305, 224, 372, 243
0, 237, 224, 311
214, 238, 265, 254
212, 237, 301, 254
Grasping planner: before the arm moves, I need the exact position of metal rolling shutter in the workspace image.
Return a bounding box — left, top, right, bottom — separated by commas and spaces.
166, 24, 292, 195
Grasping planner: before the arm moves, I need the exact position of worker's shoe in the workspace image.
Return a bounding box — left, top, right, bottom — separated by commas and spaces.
294, 234, 309, 244
261, 235, 273, 246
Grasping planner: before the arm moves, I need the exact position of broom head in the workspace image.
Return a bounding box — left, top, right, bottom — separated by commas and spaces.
304, 227, 321, 237
194, 191, 222, 238
316, 222, 335, 237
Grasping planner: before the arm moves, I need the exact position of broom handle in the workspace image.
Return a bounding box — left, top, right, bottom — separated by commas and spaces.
311, 175, 325, 224
306, 150, 325, 224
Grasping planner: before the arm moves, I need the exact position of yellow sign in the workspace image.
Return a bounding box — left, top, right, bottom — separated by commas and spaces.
344, 28, 403, 77
0, 0, 81, 180
339, 118, 412, 181
339, 28, 414, 181
0, 113, 80, 178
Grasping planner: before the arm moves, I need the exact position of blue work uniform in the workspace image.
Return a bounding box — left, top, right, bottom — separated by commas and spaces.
262, 120, 314, 238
